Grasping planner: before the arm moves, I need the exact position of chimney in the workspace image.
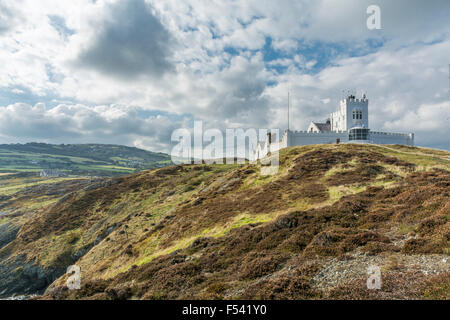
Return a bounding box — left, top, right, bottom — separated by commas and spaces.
267, 132, 272, 145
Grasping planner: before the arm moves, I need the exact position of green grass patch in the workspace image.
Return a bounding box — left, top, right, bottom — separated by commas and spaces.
328, 185, 367, 202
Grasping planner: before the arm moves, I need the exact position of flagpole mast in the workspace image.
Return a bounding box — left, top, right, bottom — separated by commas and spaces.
288, 89, 290, 132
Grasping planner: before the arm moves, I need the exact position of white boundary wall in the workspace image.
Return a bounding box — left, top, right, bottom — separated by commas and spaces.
370, 132, 414, 146
285, 130, 348, 147
253, 130, 414, 160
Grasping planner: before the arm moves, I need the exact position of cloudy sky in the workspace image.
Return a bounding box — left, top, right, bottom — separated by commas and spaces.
0, 0, 449, 151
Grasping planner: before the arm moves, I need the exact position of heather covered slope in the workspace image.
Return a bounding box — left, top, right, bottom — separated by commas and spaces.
0, 173, 95, 295
0, 144, 449, 299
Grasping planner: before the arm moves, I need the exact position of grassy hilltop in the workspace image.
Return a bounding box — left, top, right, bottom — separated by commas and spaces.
0, 144, 448, 299
0, 143, 171, 176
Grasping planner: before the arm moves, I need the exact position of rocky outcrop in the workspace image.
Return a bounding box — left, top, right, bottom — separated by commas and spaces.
0, 222, 20, 249
0, 224, 115, 298
0, 255, 64, 298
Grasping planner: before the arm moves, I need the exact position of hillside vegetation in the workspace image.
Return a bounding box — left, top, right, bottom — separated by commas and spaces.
0, 143, 171, 176
0, 144, 448, 299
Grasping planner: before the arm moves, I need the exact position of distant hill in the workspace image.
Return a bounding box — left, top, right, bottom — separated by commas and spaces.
0, 143, 171, 176
0, 144, 448, 299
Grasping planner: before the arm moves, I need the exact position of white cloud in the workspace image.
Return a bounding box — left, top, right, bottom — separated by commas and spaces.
383, 101, 450, 148
0, 0, 449, 150
0, 102, 182, 153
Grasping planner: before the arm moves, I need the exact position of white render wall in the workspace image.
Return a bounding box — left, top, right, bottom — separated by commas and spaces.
285, 130, 348, 146
252, 130, 415, 160
370, 132, 414, 146
282, 130, 414, 147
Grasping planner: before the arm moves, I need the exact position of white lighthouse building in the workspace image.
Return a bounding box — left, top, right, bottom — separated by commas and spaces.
253, 93, 414, 160
330, 94, 369, 132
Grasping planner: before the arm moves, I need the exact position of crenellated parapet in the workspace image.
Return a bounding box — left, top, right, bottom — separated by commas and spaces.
251, 92, 414, 160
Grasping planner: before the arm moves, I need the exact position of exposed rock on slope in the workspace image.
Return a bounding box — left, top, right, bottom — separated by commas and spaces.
0, 176, 92, 296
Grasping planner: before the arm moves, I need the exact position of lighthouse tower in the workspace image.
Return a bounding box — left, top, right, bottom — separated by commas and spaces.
330, 94, 369, 132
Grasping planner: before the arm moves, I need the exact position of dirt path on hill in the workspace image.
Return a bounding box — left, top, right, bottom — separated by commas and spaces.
374, 145, 450, 161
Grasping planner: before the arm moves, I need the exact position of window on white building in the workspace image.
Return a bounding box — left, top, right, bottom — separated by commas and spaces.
349, 128, 369, 140
352, 110, 362, 120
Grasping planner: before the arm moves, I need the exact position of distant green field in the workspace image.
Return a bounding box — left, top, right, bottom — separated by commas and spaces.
0, 175, 83, 196
0, 143, 172, 177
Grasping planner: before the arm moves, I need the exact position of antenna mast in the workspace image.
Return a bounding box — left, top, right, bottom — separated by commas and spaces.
288, 90, 290, 131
